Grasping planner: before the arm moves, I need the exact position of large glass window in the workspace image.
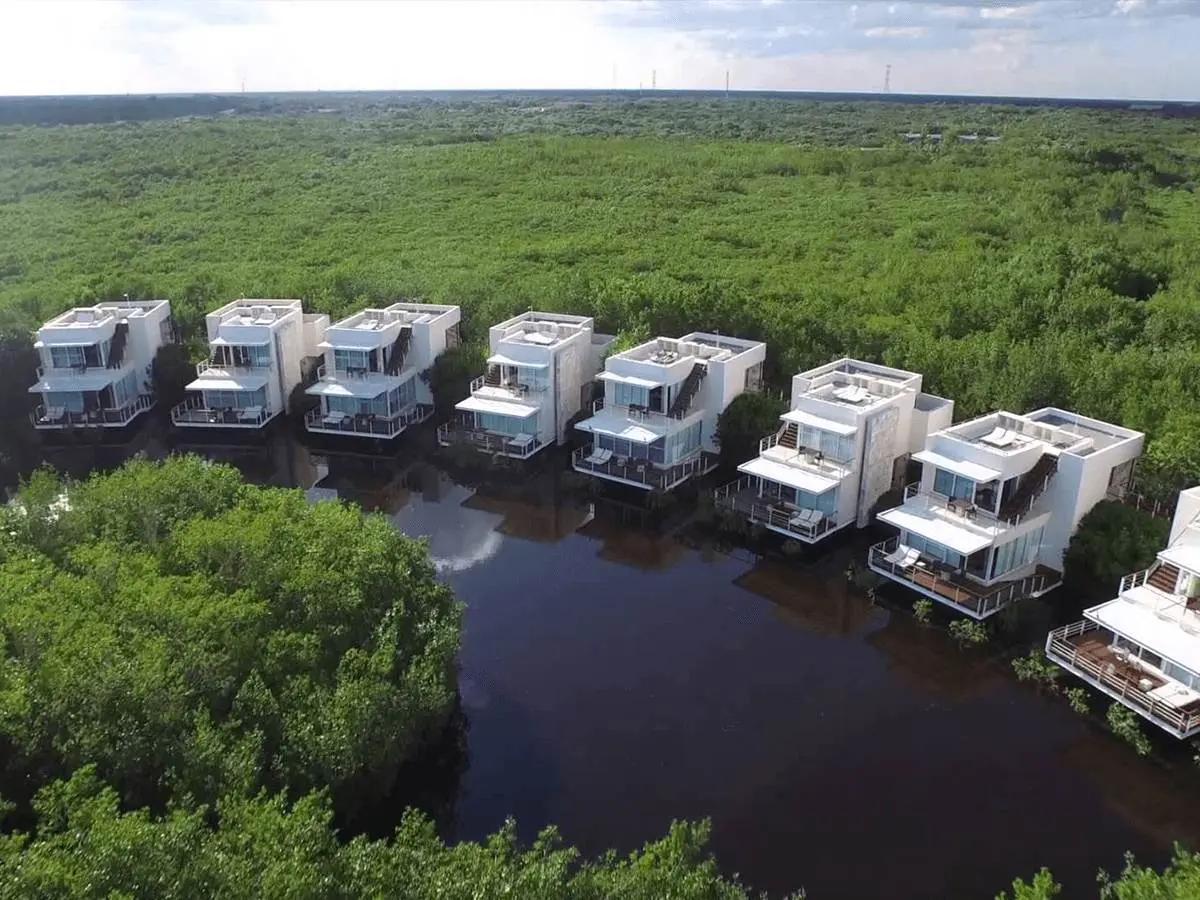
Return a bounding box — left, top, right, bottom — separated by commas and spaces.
477, 411, 537, 436
45, 391, 84, 412
111, 371, 138, 406
905, 532, 964, 568
666, 420, 702, 463
327, 391, 390, 417
202, 388, 267, 410
519, 366, 548, 392
595, 432, 652, 460
797, 425, 854, 461
334, 348, 370, 374
612, 382, 649, 409
760, 480, 797, 504
991, 525, 1045, 578
50, 346, 87, 369
796, 487, 837, 514
933, 467, 975, 501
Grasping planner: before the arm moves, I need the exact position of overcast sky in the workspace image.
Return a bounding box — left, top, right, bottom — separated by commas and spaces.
1, 0, 1195, 100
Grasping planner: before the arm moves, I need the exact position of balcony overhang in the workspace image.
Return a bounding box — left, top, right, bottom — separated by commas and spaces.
598, 371, 663, 389
28, 371, 121, 393
576, 411, 664, 444
780, 409, 857, 436
1087, 596, 1200, 681
185, 374, 269, 392
877, 505, 993, 555
305, 379, 392, 399
738, 455, 840, 494
1160, 543, 1200, 577
488, 354, 548, 369
456, 395, 538, 418
911, 450, 1002, 483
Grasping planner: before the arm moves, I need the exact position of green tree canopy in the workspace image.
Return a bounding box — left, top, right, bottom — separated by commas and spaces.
0, 457, 461, 815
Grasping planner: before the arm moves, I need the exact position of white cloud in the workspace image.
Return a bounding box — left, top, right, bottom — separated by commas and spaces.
865, 26, 930, 38
0, 0, 1196, 99
979, 5, 1037, 20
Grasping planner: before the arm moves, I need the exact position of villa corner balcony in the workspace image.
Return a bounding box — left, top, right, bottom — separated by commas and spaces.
30, 393, 154, 429
868, 536, 1061, 620
171, 396, 274, 429
713, 475, 838, 543
1046, 619, 1200, 739
436, 414, 545, 460
573, 444, 717, 492
304, 403, 432, 439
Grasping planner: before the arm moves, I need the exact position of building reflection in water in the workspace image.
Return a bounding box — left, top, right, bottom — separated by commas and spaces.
575, 495, 692, 572
1064, 731, 1200, 852
864, 606, 1000, 702
733, 555, 881, 638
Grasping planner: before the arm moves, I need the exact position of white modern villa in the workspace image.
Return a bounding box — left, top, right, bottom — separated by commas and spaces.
869, 408, 1144, 619
1046, 488, 1200, 740
573, 332, 767, 491
714, 358, 953, 541
437, 311, 613, 459
29, 299, 173, 430
172, 299, 329, 430
303, 302, 460, 440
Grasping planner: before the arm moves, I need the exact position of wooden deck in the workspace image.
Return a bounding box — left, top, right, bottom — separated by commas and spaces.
1065, 632, 1170, 694
908, 564, 1061, 614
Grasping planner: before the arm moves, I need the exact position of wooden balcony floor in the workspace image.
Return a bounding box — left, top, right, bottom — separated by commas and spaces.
908, 563, 1060, 614
1058, 633, 1200, 717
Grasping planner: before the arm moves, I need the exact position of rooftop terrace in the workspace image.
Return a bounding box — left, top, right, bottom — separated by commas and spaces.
944, 408, 1140, 456
617, 332, 762, 366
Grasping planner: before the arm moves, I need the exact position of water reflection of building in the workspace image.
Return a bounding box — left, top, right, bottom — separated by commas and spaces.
462, 489, 593, 544
1064, 732, 1200, 850
172, 434, 323, 490
733, 556, 878, 637
865, 610, 1000, 702
575, 498, 690, 572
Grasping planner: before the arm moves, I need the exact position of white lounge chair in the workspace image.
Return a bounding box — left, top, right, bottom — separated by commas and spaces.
883, 543, 921, 569
789, 509, 818, 530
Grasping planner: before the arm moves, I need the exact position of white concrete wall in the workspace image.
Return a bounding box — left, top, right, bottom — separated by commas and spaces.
908, 394, 954, 454
1172, 488, 1200, 546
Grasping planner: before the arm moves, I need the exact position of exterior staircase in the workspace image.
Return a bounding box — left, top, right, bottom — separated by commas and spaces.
1000, 452, 1058, 521
778, 421, 799, 450
106, 322, 128, 369
668, 362, 707, 418
1149, 562, 1181, 594
385, 327, 413, 375
483, 365, 503, 387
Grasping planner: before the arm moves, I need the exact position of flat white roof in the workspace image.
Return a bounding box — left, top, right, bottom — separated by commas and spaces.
877, 506, 992, 556
456, 395, 539, 418
28, 371, 119, 393
912, 449, 1002, 483
488, 354, 549, 369
1089, 594, 1200, 677
598, 371, 663, 389
577, 411, 665, 444
781, 409, 858, 436
185, 374, 269, 392
738, 456, 840, 494
305, 380, 390, 400
1161, 543, 1200, 575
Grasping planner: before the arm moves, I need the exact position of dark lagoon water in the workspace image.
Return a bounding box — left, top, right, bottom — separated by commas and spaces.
29, 424, 1200, 899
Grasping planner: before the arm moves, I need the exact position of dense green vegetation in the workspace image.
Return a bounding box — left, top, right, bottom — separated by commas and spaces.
0, 457, 783, 898
3, 95, 1200, 897
1062, 500, 1172, 599
0, 457, 461, 816
1, 96, 1198, 488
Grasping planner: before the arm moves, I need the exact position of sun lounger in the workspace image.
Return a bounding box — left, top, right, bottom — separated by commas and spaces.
883, 543, 921, 569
